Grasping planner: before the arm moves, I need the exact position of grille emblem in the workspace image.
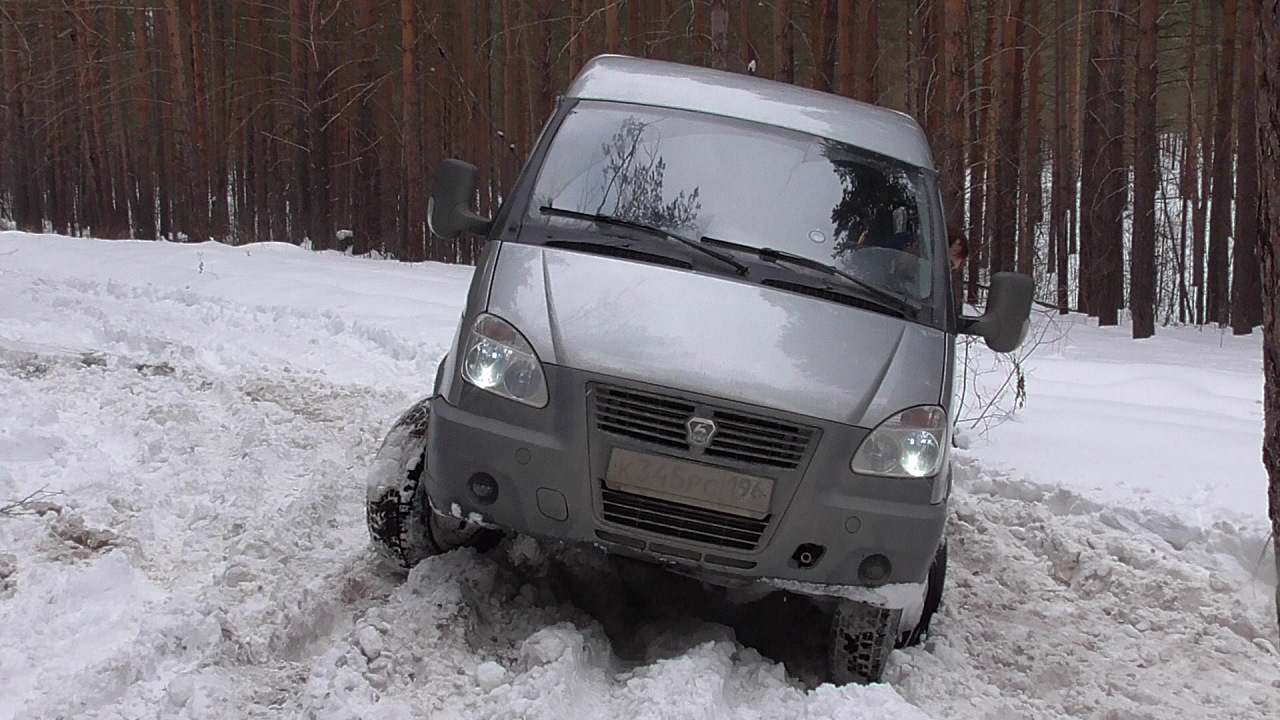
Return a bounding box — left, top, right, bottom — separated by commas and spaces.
686, 416, 718, 447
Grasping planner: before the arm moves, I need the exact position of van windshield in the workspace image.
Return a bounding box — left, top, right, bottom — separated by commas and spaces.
525, 100, 940, 303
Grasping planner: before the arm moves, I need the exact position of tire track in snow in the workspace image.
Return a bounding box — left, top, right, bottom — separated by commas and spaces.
6, 269, 448, 389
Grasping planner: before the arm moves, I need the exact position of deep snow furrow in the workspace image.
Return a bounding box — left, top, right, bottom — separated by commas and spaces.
7, 346, 1279, 718
0, 341, 415, 718
280, 458, 1280, 720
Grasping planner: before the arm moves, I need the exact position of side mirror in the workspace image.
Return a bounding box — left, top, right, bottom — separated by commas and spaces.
428, 159, 492, 240
961, 272, 1033, 353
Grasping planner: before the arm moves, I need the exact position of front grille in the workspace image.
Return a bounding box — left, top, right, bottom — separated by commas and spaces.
704, 410, 812, 469
591, 384, 815, 470
600, 487, 768, 551
594, 386, 695, 450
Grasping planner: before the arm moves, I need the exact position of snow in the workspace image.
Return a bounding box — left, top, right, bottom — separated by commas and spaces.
963, 315, 1267, 528
1, 231, 1277, 719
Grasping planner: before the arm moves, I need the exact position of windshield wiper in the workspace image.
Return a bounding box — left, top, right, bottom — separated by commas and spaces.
539, 206, 748, 276
701, 236, 920, 317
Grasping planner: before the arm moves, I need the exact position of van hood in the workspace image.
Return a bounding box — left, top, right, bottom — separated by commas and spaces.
484, 243, 947, 427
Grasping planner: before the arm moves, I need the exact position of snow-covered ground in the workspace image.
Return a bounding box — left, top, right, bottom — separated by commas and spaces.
1, 231, 1277, 719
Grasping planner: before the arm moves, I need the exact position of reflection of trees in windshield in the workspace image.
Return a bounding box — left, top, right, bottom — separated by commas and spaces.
823, 141, 920, 258
596, 117, 701, 230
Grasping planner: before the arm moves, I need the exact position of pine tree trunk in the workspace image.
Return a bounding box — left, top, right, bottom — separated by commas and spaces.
739, 0, 757, 75
519, 1, 537, 149
1232, 0, 1263, 334
187, 0, 213, 241
1256, 0, 1280, 627
1131, 0, 1158, 339
1207, 0, 1238, 326
1079, 1, 1102, 316
846, 0, 877, 103
152, 4, 173, 239
500, 0, 517, 185
309, 7, 334, 251
968, 0, 997, 304
653, 0, 672, 61
472, 3, 490, 216
129, 8, 157, 240
6, 1, 43, 231
774, 0, 793, 83
1051, 0, 1074, 313
836, 1, 855, 98
1194, 2, 1212, 325
199, 1, 229, 240
935, 0, 965, 235
1095, 0, 1126, 326
809, 0, 829, 90
162, 0, 201, 242
1068, 0, 1084, 261
288, 0, 311, 247
229, 0, 251, 244
919, 0, 942, 129
1018, 0, 1040, 277
1081, 0, 1126, 324
255, 3, 285, 244
569, 0, 585, 76
104, 8, 134, 239
400, 0, 425, 261
606, 0, 621, 53
1181, 6, 1201, 325
1, 4, 15, 224
354, 0, 382, 254
531, 0, 554, 138
991, 0, 1024, 275
73, 1, 110, 237
458, 2, 478, 165
710, 0, 729, 70
627, 0, 643, 56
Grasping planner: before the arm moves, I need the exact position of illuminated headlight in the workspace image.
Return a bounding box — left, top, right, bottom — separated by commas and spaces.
461, 314, 549, 407
851, 406, 949, 478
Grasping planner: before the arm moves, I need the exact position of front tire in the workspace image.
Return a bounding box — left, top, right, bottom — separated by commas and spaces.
365, 397, 489, 569
898, 540, 948, 648
828, 601, 901, 685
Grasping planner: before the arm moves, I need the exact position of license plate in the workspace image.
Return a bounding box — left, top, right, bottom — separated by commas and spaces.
605, 448, 773, 519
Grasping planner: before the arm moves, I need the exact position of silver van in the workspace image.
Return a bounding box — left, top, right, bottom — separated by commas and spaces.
367, 56, 1033, 684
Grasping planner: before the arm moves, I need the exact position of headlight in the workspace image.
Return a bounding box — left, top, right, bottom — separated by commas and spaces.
851, 406, 949, 478
461, 313, 549, 407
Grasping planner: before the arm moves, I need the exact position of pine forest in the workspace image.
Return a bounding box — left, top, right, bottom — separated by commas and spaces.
0, 1, 1272, 339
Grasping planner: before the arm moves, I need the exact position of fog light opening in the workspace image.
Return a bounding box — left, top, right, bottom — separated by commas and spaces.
858, 554, 892, 586
468, 473, 499, 505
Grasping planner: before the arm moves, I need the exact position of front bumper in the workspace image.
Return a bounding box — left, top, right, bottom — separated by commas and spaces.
424, 366, 946, 600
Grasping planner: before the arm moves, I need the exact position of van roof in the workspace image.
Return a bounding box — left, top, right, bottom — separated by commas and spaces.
564, 55, 936, 171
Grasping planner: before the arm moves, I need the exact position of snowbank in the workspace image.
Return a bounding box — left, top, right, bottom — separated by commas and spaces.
1, 232, 1276, 719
